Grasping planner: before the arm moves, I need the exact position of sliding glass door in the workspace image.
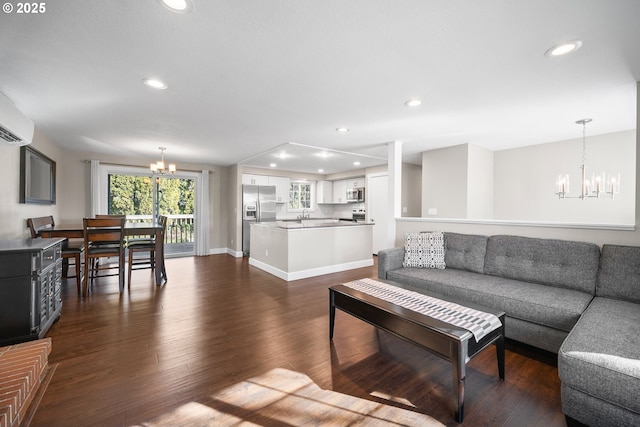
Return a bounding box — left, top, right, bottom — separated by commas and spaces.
98, 165, 197, 257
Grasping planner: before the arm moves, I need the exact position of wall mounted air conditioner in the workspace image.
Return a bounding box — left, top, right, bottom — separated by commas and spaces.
0, 91, 34, 146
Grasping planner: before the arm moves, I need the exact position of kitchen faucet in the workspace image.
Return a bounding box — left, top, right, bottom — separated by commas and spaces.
302, 208, 309, 219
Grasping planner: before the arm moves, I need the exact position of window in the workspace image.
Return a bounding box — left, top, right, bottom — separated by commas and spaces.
289, 181, 312, 210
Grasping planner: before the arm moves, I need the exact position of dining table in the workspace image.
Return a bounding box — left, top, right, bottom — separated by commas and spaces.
38, 221, 167, 286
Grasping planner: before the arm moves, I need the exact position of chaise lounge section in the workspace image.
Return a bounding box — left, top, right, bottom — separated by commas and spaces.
558, 244, 640, 427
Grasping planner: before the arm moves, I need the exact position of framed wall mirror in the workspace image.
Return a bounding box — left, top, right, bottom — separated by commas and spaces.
19, 145, 56, 204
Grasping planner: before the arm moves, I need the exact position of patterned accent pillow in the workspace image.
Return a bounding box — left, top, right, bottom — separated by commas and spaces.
402, 231, 446, 269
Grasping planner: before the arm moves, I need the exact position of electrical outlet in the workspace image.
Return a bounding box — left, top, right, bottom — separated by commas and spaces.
265, 249, 269, 257
428, 208, 437, 216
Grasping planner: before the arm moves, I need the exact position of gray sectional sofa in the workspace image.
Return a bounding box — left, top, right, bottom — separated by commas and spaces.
378, 232, 640, 427
559, 244, 640, 427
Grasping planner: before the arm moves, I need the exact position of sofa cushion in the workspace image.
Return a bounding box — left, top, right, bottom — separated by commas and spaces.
559, 297, 640, 415
484, 235, 600, 294
386, 268, 593, 332
402, 232, 445, 269
443, 232, 488, 274
597, 244, 640, 304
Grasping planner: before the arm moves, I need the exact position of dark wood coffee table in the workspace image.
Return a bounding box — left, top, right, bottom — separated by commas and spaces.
329, 279, 505, 423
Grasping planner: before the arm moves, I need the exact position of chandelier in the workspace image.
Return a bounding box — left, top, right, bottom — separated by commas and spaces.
555, 119, 620, 199
150, 146, 176, 175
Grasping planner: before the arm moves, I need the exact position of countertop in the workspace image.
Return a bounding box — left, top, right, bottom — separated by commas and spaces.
252, 219, 374, 229
0, 238, 66, 252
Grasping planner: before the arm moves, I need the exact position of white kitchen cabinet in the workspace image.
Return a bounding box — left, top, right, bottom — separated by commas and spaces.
316, 180, 333, 204
332, 180, 348, 204
268, 176, 290, 203
242, 174, 269, 185
346, 177, 365, 189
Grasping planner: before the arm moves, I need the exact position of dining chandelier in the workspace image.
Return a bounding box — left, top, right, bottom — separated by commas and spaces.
150, 146, 176, 175
555, 119, 620, 199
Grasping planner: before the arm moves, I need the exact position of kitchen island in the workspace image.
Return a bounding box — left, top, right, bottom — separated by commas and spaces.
249, 220, 374, 281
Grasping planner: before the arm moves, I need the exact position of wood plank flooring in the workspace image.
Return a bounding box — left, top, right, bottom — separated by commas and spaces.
31, 255, 566, 427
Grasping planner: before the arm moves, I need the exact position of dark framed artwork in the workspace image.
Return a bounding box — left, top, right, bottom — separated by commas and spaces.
19, 145, 56, 204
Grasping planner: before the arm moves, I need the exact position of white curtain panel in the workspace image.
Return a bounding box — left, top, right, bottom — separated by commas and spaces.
195, 169, 210, 256
90, 160, 100, 217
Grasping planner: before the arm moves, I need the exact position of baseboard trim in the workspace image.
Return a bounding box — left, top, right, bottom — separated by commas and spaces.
248, 258, 373, 282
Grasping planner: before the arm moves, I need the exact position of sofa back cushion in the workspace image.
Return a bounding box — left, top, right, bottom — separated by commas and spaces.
597, 244, 640, 303
443, 232, 488, 273
484, 235, 600, 294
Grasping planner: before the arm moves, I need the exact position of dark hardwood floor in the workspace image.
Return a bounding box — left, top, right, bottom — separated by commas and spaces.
32, 255, 566, 427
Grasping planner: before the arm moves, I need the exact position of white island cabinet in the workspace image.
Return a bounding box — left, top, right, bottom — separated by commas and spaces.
249, 222, 373, 281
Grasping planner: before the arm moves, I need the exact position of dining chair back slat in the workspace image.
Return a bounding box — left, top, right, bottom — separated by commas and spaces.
26, 216, 55, 237
83, 217, 126, 296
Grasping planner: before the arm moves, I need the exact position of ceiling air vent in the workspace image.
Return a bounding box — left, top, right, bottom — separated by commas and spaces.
0, 91, 34, 146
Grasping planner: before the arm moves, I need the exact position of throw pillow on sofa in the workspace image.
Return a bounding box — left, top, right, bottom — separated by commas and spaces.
402, 231, 446, 269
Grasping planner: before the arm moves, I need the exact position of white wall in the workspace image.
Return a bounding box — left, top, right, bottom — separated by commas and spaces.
65, 149, 227, 253
396, 81, 640, 248
0, 141, 229, 252
419, 130, 635, 224
401, 163, 422, 217
0, 128, 62, 239
422, 144, 468, 218
467, 144, 494, 219
422, 143, 494, 219
494, 129, 635, 224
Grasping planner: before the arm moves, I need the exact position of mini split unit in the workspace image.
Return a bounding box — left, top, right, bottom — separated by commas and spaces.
0, 91, 34, 146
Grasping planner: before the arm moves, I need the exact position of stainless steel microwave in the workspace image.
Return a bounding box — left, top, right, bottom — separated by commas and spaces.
346, 187, 365, 202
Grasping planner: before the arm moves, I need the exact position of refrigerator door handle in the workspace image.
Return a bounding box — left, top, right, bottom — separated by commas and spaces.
256, 200, 260, 222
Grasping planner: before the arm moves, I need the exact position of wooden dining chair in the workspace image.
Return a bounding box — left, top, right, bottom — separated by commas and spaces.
127, 215, 168, 287
27, 216, 84, 295
82, 217, 126, 296
91, 215, 127, 267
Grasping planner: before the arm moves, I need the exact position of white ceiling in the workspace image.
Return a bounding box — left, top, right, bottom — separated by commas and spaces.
1, 0, 638, 175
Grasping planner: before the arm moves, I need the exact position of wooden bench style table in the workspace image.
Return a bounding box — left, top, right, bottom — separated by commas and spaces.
329, 278, 505, 423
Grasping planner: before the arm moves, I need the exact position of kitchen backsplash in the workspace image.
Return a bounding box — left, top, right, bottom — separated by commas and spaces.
275, 202, 365, 220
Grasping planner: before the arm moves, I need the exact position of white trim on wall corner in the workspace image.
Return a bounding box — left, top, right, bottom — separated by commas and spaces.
397, 217, 635, 231
222, 248, 243, 257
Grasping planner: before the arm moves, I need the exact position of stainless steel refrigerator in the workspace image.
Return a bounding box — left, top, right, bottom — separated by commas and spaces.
242, 184, 276, 256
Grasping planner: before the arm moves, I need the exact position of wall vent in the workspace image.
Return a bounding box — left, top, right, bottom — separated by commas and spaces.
0, 92, 34, 146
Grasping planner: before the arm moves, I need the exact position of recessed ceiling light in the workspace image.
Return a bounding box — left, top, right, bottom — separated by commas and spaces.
336, 127, 349, 133
545, 40, 582, 57
404, 99, 421, 107
143, 78, 167, 89
318, 169, 324, 173
353, 161, 361, 166
269, 163, 277, 168
157, 0, 193, 13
